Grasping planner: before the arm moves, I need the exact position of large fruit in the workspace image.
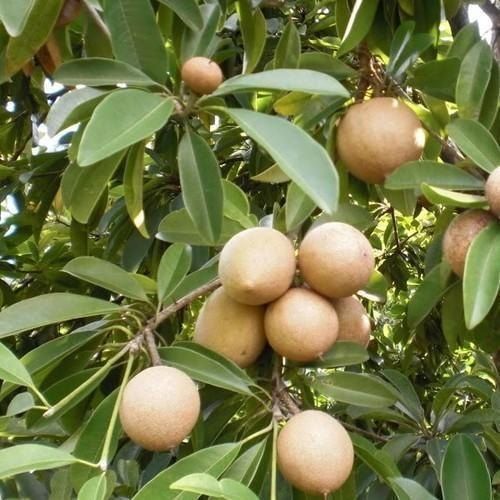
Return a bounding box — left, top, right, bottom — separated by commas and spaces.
193, 286, 266, 367
264, 287, 338, 362
442, 209, 495, 276
336, 97, 425, 184
119, 366, 200, 451
298, 222, 374, 298
219, 227, 296, 305
332, 295, 371, 347
277, 410, 354, 494
181, 57, 224, 95
485, 167, 500, 217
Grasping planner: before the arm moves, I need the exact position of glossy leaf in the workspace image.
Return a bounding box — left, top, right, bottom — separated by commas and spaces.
222, 180, 256, 228
181, 3, 220, 61
389, 477, 438, 500
237, 1, 266, 73
305, 342, 369, 368
157, 243, 192, 303
250, 164, 290, 183
0, 294, 120, 338
479, 60, 499, 129
274, 21, 300, 69
0, 343, 34, 389
0, 0, 35, 37
222, 108, 338, 214
421, 184, 488, 209
448, 23, 480, 60
410, 58, 460, 102
224, 438, 268, 485
63, 256, 149, 302
77, 474, 107, 500
157, 0, 203, 30
78, 90, 174, 166
285, 183, 316, 232
463, 223, 500, 329
178, 129, 224, 245
351, 433, 400, 480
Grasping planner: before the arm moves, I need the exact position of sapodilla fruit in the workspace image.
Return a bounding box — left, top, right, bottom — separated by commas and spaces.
485, 167, 500, 217
264, 288, 338, 362
442, 209, 495, 276
336, 97, 425, 184
332, 295, 371, 347
298, 222, 374, 298
181, 57, 224, 95
219, 227, 296, 305
277, 410, 354, 494
119, 366, 200, 451
194, 286, 266, 367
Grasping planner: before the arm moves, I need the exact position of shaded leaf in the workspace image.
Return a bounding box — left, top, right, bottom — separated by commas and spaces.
237, 1, 266, 73
181, 3, 220, 61
157, 244, 192, 304
157, 0, 203, 31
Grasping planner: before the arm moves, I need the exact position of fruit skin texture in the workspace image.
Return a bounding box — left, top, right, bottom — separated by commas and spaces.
442, 209, 496, 276
119, 366, 200, 451
219, 227, 296, 305
336, 97, 425, 184
194, 286, 266, 367
264, 287, 338, 362
332, 295, 371, 347
277, 410, 354, 494
299, 222, 374, 298
485, 167, 500, 217
181, 57, 224, 95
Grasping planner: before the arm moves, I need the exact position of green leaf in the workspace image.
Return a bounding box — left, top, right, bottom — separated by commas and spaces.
250, 164, 290, 183
237, 1, 266, 73
157, 209, 245, 246
0, 294, 120, 338
54, 58, 160, 88
448, 23, 480, 60
421, 184, 488, 209
77, 474, 107, 500
213, 69, 349, 98
479, 60, 499, 130
441, 434, 492, 500
285, 183, 316, 232
222, 180, 256, 228
6, 392, 36, 416
0, 445, 78, 480
316, 202, 375, 231
133, 443, 241, 500
441, 283, 462, 350
224, 438, 268, 485
103, 0, 167, 84
311, 373, 397, 408
389, 477, 438, 500
388, 21, 415, 76
447, 119, 500, 173
63, 256, 149, 302
4, 0, 64, 77
159, 342, 255, 396
299, 53, 358, 80
385, 161, 485, 190
456, 41, 493, 121
124, 141, 149, 238
0, 0, 35, 37
178, 130, 223, 245
0, 343, 34, 389
463, 223, 500, 329
274, 21, 300, 69
181, 3, 220, 61
304, 342, 369, 368
78, 90, 174, 166
410, 58, 460, 102
359, 270, 389, 303
157, 0, 203, 30
157, 244, 192, 304
338, 0, 380, 56
171, 474, 259, 500
222, 108, 338, 214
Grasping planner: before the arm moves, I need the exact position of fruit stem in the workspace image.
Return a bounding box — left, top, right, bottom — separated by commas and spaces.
241, 420, 274, 445
31, 385, 51, 408
270, 418, 278, 500
99, 352, 136, 470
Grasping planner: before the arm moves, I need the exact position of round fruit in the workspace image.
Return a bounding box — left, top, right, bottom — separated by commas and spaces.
442, 209, 496, 276
332, 295, 371, 347
264, 287, 338, 362
219, 227, 296, 305
119, 366, 200, 451
298, 222, 374, 298
56, 0, 82, 27
485, 167, 500, 217
181, 57, 224, 95
277, 410, 354, 494
194, 287, 266, 367
336, 97, 425, 184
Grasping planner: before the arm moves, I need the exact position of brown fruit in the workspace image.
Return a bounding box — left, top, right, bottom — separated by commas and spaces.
442, 209, 496, 276
336, 97, 425, 184
264, 287, 338, 362
485, 167, 500, 217
119, 366, 200, 451
193, 287, 266, 367
332, 295, 371, 347
277, 410, 354, 494
56, 0, 82, 27
219, 227, 296, 305
181, 57, 224, 95
298, 222, 375, 298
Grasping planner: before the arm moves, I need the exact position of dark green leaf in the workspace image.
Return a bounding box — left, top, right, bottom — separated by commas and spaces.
389, 477, 438, 500
351, 434, 400, 481
181, 3, 220, 61
274, 21, 300, 69
237, 1, 266, 73
157, 0, 203, 31
410, 58, 460, 102
304, 342, 369, 368
298, 53, 357, 80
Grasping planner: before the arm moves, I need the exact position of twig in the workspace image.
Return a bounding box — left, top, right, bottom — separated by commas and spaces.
342, 421, 389, 442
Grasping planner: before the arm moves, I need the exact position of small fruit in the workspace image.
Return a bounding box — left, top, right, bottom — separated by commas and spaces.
485, 167, 500, 217
298, 222, 374, 298
194, 286, 266, 367
219, 227, 296, 305
119, 366, 200, 451
277, 410, 354, 494
442, 209, 496, 276
181, 57, 224, 95
56, 0, 82, 27
264, 287, 338, 362
332, 295, 371, 347
336, 97, 425, 184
